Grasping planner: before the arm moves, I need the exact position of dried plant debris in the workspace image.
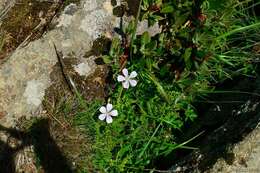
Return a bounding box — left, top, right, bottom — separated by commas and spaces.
0, 0, 61, 62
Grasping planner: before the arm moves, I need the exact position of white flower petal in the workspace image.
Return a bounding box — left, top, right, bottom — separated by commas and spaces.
129, 79, 137, 87
129, 71, 137, 78
106, 103, 113, 112
106, 115, 113, 123
99, 106, 107, 113
98, 114, 106, 121
122, 81, 129, 89
110, 110, 118, 116
122, 68, 128, 77
117, 75, 125, 82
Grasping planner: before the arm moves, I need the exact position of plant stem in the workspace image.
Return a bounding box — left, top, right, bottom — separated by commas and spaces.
216, 22, 260, 40
147, 72, 170, 103
130, 0, 143, 60
171, 131, 204, 150
138, 123, 162, 159
198, 90, 260, 97
117, 87, 124, 104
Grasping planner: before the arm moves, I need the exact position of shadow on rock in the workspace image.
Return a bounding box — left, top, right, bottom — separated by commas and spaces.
154, 67, 260, 172
0, 119, 73, 173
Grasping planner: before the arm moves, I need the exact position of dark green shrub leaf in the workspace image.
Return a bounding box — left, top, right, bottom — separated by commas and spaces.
102, 55, 112, 64
141, 31, 151, 46
161, 5, 174, 13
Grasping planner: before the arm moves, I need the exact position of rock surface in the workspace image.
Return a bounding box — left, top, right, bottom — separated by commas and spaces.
209, 125, 260, 173
0, 0, 15, 19
170, 74, 260, 173
205, 76, 260, 173
0, 0, 119, 127
1, 0, 259, 172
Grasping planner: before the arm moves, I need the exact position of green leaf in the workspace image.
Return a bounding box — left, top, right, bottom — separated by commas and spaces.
153, 14, 164, 21
147, 41, 157, 51
161, 5, 174, 13
141, 11, 149, 20
109, 37, 121, 57
142, 0, 149, 10
141, 31, 151, 46
125, 20, 135, 35
102, 55, 112, 64
183, 48, 192, 70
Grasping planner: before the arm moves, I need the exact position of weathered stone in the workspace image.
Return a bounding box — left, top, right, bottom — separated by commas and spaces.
64, 3, 78, 15
73, 62, 92, 76
0, 0, 16, 19
209, 125, 260, 173
0, 0, 120, 127
136, 20, 161, 37
170, 74, 260, 173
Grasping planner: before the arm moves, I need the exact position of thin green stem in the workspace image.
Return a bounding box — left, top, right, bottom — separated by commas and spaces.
198, 90, 260, 97
130, 0, 143, 60
138, 123, 162, 158
173, 131, 204, 150
116, 86, 124, 104
146, 72, 170, 103
216, 22, 260, 40
137, 103, 182, 129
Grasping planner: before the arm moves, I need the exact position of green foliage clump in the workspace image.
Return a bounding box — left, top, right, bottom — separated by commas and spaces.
73, 0, 259, 172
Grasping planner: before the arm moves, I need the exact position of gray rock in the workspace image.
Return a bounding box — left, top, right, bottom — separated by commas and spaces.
0, 0, 120, 127
136, 20, 161, 37
0, 0, 16, 20
64, 3, 78, 15
209, 125, 260, 173
169, 74, 260, 173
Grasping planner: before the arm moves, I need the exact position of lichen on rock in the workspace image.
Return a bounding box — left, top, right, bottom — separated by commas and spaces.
23, 79, 48, 107
0, 0, 121, 127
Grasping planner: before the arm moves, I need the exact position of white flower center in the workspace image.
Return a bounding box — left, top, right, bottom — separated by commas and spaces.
124, 75, 130, 81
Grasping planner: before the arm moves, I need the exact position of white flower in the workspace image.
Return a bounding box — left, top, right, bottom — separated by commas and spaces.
117, 68, 138, 89
98, 103, 118, 123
